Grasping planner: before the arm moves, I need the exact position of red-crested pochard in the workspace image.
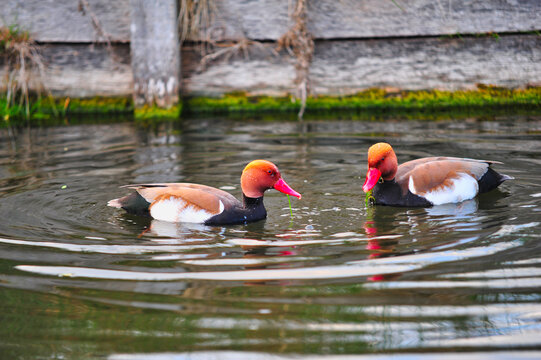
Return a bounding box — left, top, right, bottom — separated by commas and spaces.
108, 160, 301, 225
362, 143, 512, 207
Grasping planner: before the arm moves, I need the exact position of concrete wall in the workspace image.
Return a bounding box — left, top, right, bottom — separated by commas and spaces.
1, 0, 540, 98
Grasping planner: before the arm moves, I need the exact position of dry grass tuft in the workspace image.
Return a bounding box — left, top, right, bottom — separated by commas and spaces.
178, 0, 275, 70
277, 0, 314, 119
1, 25, 50, 119
178, 0, 217, 57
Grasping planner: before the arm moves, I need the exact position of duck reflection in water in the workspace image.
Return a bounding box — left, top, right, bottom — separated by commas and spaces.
139, 218, 299, 286
145, 218, 226, 239
236, 222, 303, 286
362, 198, 484, 282
363, 206, 401, 282
116, 212, 227, 242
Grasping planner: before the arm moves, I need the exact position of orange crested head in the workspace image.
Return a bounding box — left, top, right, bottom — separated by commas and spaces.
367, 142, 394, 168
241, 160, 301, 199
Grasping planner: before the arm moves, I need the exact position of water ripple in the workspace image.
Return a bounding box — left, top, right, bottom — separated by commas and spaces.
15, 240, 521, 281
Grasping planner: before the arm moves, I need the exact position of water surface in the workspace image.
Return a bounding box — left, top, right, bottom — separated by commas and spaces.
1, 115, 541, 359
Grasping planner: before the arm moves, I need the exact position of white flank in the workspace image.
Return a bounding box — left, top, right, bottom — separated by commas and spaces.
408, 176, 417, 194
149, 198, 223, 223
177, 205, 215, 223
218, 199, 224, 213
409, 172, 479, 206
150, 198, 185, 222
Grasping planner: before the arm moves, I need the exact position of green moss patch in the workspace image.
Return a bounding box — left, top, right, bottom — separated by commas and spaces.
63, 96, 133, 113
1, 96, 133, 121
134, 104, 182, 121
39, 96, 133, 115
184, 86, 541, 115
184, 91, 299, 113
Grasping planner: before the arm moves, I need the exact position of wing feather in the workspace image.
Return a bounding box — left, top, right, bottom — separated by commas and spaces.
124, 183, 239, 209
396, 158, 490, 194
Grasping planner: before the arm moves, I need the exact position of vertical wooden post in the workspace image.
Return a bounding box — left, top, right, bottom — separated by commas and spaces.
129, 0, 180, 109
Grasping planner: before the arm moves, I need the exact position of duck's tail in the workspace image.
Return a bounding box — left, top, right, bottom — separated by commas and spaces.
107, 198, 123, 208
107, 192, 151, 216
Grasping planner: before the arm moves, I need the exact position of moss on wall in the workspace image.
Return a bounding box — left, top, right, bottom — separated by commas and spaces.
1, 86, 540, 126
133, 104, 182, 121
1, 96, 132, 121
183, 86, 541, 115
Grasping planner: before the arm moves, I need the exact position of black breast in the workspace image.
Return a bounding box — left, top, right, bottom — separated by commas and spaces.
372, 180, 432, 207
205, 195, 267, 225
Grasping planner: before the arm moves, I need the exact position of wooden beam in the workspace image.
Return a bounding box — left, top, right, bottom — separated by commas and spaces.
182, 35, 541, 96
190, 0, 541, 41
129, 0, 180, 108
1, 0, 130, 42
309, 35, 541, 92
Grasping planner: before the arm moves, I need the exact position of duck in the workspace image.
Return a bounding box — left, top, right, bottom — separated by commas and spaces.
108, 160, 301, 225
362, 142, 512, 207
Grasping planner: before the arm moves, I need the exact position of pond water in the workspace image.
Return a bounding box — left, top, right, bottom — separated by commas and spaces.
1, 114, 541, 359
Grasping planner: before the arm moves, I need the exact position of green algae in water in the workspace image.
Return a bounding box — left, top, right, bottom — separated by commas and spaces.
365, 190, 375, 207
287, 194, 294, 218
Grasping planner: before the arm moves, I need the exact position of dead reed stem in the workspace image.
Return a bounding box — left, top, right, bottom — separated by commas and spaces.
178, 0, 217, 56
78, 0, 119, 62
277, 0, 314, 119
